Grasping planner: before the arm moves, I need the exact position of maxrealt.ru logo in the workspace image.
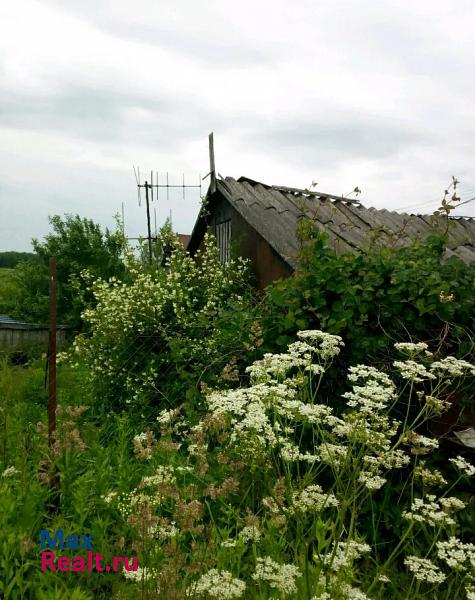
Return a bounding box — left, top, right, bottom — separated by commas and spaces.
40, 530, 138, 573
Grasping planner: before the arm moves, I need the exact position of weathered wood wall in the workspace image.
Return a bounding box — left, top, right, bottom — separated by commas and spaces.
198, 195, 293, 289
0, 324, 68, 351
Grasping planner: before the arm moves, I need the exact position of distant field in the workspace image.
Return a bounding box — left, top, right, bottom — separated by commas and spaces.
0, 268, 18, 314
0, 267, 14, 278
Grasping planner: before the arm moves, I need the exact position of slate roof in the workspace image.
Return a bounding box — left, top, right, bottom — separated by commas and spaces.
0, 314, 32, 325
0, 314, 68, 329
0, 314, 16, 324
192, 176, 475, 268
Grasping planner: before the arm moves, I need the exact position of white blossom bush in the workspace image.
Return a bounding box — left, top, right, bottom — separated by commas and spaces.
102, 330, 475, 599
71, 232, 260, 411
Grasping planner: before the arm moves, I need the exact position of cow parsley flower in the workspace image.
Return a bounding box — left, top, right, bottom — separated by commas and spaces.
343, 379, 395, 413
404, 432, 439, 455
279, 440, 301, 462
297, 330, 344, 360
347, 364, 393, 386
246, 353, 299, 383
140, 465, 176, 487
123, 565, 159, 583
467, 586, 475, 600
379, 449, 411, 469
316, 443, 349, 467
322, 540, 371, 571
404, 556, 446, 583
437, 537, 475, 571
439, 497, 465, 511
449, 455, 475, 477
252, 557, 301, 594
101, 491, 118, 504
156, 408, 177, 425
1, 466, 19, 478
430, 357, 475, 378
238, 526, 261, 544
305, 364, 326, 375
193, 569, 246, 599
340, 584, 373, 600
150, 521, 179, 539
359, 471, 386, 491
394, 342, 429, 355
393, 360, 436, 382
402, 494, 464, 526
413, 462, 447, 486
290, 484, 339, 513
424, 395, 451, 415
297, 403, 334, 424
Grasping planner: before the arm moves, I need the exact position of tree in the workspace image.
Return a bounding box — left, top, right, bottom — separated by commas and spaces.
13, 214, 126, 328
0, 251, 38, 268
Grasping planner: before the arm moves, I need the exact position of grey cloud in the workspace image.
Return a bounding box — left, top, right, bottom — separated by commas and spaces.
243, 115, 429, 168
0, 85, 227, 149
102, 23, 282, 67
40, 0, 283, 67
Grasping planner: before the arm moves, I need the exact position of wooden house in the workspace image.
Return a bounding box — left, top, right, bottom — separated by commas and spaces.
187, 176, 475, 289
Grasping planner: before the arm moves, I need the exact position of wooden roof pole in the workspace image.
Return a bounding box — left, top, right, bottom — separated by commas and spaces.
208, 132, 216, 194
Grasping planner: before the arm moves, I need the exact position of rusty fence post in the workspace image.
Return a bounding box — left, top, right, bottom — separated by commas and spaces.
47, 257, 60, 510
48, 257, 57, 448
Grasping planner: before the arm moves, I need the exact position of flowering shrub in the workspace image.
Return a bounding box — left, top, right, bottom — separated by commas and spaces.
72, 233, 260, 412
103, 330, 475, 599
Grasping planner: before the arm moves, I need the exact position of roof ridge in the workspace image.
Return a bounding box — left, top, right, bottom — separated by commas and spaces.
232, 176, 362, 205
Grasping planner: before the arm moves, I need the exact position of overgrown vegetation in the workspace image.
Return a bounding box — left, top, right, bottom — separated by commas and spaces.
1, 215, 474, 599
0, 269, 19, 317
265, 221, 475, 363
72, 230, 260, 415
3, 215, 125, 327
0, 252, 38, 269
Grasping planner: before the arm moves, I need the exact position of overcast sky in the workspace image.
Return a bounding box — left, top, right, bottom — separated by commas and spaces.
1, 0, 475, 251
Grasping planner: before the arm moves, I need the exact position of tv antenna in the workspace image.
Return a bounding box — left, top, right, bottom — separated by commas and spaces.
132, 168, 202, 265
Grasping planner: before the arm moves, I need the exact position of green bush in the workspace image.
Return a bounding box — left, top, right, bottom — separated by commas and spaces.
264, 223, 475, 366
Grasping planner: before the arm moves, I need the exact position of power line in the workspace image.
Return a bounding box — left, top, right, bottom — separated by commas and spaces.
455, 196, 475, 208
392, 193, 475, 214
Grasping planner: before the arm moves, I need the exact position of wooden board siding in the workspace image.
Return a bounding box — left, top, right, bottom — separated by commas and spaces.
195, 196, 293, 289
0, 324, 68, 351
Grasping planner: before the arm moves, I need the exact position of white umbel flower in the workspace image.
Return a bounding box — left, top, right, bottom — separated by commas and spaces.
394, 342, 429, 355
404, 555, 446, 583
437, 537, 475, 571
1, 466, 19, 478
449, 455, 475, 477
393, 360, 436, 382
252, 557, 301, 594
193, 569, 246, 599
290, 484, 339, 513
